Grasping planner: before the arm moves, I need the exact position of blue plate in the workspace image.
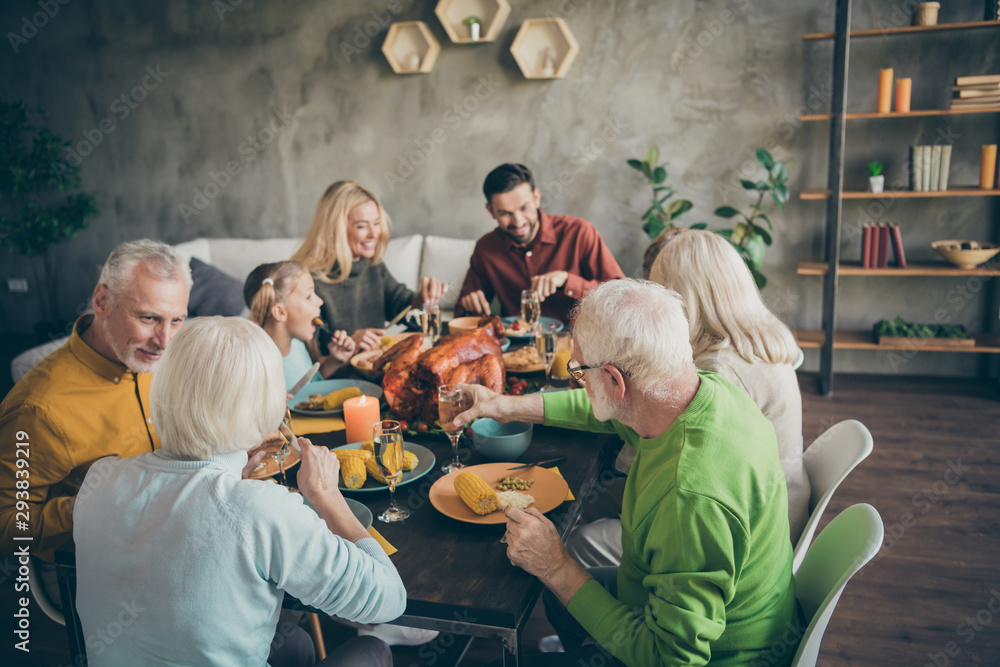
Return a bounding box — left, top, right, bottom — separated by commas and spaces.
289, 379, 383, 417
344, 497, 373, 529
335, 442, 436, 493
501, 316, 564, 338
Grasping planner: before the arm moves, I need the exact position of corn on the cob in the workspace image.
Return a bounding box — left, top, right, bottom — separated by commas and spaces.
321, 387, 363, 411
454, 472, 499, 515
402, 450, 418, 471
359, 440, 374, 454
364, 455, 388, 484
335, 449, 370, 488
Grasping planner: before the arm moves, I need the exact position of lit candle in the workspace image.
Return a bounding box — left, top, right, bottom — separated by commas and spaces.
344, 395, 380, 444
981, 145, 998, 190
877, 68, 894, 113
895, 78, 911, 113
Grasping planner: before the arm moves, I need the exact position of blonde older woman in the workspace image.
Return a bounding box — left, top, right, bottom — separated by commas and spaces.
292, 180, 448, 353
73, 317, 405, 667
649, 229, 809, 542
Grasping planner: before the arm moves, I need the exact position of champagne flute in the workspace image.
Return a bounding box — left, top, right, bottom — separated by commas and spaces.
521, 290, 540, 334
425, 303, 441, 343
438, 384, 471, 473
373, 420, 409, 523
274, 408, 294, 485
536, 322, 559, 391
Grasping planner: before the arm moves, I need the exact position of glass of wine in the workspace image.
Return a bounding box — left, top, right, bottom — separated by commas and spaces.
425, 303, 441, 343
274, 408, 295, 485
536, 321, 559, 390
438, 384, 471, 473
521, 290, 541, 334
373, 420, 409, 523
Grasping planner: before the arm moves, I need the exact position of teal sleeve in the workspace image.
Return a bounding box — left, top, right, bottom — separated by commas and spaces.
542, 388, 620, 435
567, 491, 747, 667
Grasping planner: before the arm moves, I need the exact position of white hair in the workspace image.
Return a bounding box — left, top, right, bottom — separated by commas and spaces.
150, 317, 285, 460
99, 239, 192, 303
649, 229, 798, 365
572, 279, 695, 401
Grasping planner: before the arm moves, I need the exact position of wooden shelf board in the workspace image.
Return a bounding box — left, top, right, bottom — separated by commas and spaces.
800, 187, 1000, 200
797, 260, 1000, 276
803, 20, 1000, 41
794, 330, 1000, 353
801, 107, 1000, 121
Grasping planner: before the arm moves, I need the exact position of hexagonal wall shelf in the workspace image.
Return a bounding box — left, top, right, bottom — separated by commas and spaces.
435, 0, 511, 44
510, 17, 579, 79
382, 21, 441, 74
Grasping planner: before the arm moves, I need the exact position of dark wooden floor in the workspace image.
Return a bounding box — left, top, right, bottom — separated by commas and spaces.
2, 373, 998, 666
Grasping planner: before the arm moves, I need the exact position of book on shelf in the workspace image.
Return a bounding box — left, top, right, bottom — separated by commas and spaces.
909, 144, 952, 191
988, 0, 1000, 21
930, 145, 942, 191
951, 96, 1000, 108
953, 86, 1000, 97
956, 74, 1000, 86
921, 146, 931, 191
877, 224, 890, 268
870, 223, 880, 268
890, 223, 907, 268
940, 145, 952, 190
862, 224, 873, 268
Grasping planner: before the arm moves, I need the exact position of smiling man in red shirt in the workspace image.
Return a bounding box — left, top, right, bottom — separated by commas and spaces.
455, 163, 625, 324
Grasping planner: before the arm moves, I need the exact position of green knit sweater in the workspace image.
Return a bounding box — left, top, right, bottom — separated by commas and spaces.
543, 372, 797, 666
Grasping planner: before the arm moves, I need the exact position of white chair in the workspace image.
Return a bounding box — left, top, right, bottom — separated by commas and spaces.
792, 419, 874, 573
27, 556, 64, 626
791, 503, 884, 667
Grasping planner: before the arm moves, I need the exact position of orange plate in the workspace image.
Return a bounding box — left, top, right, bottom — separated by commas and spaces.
429, 462, 569, 524
249, 448, 301, 480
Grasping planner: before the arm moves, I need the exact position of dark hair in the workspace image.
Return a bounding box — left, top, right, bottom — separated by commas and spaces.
483, 163, 535, 202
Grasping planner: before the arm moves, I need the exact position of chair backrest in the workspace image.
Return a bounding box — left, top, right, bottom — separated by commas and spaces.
27, 556, 65, 626
792, 419, 874, 572
791, 503, 884, 667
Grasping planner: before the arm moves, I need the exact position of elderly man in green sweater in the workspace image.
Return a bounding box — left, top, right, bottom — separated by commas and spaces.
453, 279, 799, 666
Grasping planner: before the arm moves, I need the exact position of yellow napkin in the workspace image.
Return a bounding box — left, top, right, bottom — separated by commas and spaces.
290, 414, 346, 436
367, 526, 397, 555
547, 466, 575, 502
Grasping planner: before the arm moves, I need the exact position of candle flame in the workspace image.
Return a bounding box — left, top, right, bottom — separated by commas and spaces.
359, 395, 366, 406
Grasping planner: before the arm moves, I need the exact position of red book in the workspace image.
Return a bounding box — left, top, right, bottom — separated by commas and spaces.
870, 224, 880, 269
862, 225, 873, 268
890, 223, 907, 268
877, 224, 890, 268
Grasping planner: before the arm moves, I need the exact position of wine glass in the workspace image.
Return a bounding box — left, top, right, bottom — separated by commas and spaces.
536, 322, 559, 391
274, 408, 295, 485
521, 290, 541, 334
438, 384, 471, 473
425, 303, 441, 343
373, 420, 409, 523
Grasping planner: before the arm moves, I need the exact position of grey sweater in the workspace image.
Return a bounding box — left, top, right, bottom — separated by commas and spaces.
313, 259, 414, 335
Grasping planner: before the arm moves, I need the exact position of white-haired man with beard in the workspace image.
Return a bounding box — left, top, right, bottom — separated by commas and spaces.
454, 279, 799, 666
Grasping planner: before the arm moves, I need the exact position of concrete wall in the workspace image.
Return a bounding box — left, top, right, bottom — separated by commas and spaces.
1, 0, 997, 377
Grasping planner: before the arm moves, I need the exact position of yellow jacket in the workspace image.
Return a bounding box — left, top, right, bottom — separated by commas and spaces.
0, 316, 160, 560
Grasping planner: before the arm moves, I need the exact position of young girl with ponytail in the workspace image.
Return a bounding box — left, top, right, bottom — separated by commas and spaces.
243, 260, 356, 392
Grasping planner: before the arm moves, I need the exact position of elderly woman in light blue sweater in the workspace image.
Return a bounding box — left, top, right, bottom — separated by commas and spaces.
73, 317, 406, 667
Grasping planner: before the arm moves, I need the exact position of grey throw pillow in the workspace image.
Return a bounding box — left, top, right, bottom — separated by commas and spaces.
188, 257, 246, 317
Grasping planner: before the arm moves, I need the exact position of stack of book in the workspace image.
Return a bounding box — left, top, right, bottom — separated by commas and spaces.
910, 145, 953, 191
951, 74, 1000, 110
861, 223, 906, 268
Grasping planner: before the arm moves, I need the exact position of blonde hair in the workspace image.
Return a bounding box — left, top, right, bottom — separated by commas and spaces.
292, 181, 392, 284
572, 279, 695, 401
243, 261, 307, 327
150, 317, 285, 460
649, 229, 798, 365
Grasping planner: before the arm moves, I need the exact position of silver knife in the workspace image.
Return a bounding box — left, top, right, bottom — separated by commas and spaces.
507, 456, 566, 471
288, 361, 321, 397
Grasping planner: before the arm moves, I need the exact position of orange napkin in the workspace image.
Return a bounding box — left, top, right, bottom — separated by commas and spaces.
367, 526, 397, 555
290, 414, 346, 436
547, 466, 575, 502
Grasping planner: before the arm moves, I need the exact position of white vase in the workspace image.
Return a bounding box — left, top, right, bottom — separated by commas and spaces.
469, 23, 480, 41
869, 175, 885, 193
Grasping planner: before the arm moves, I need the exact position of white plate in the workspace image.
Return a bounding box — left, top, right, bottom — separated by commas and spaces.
289, 379, 383, 417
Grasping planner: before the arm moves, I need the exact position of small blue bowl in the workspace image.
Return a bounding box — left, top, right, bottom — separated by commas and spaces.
470, 419, 533, 461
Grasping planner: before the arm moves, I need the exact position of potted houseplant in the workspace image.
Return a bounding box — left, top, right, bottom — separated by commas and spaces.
463, 16, 482, 41
0, 102, 98, 340
711, 149, 790, 288
626, 145, 694, 240
868, 161, 885, 193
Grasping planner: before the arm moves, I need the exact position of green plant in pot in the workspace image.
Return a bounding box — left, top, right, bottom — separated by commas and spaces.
627, 145, 694, 240
463, 15, 482, 41
868, 160, 884, 194
0, 102, 98, 339
712, 149, 789, 288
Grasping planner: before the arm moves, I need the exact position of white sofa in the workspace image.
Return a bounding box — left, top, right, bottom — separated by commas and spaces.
10, 234, 478, 383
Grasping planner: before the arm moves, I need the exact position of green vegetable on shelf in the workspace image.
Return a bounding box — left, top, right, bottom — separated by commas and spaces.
874, 317, 970, 339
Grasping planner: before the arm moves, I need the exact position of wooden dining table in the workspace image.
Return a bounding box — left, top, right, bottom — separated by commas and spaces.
53, 415, 621, 667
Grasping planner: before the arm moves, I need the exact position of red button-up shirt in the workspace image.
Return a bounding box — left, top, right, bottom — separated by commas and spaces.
456, 211, 625, 323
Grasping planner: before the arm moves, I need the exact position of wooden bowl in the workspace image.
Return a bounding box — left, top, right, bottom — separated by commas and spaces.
446, 316, 483, 333
932, 240, 1000, 270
